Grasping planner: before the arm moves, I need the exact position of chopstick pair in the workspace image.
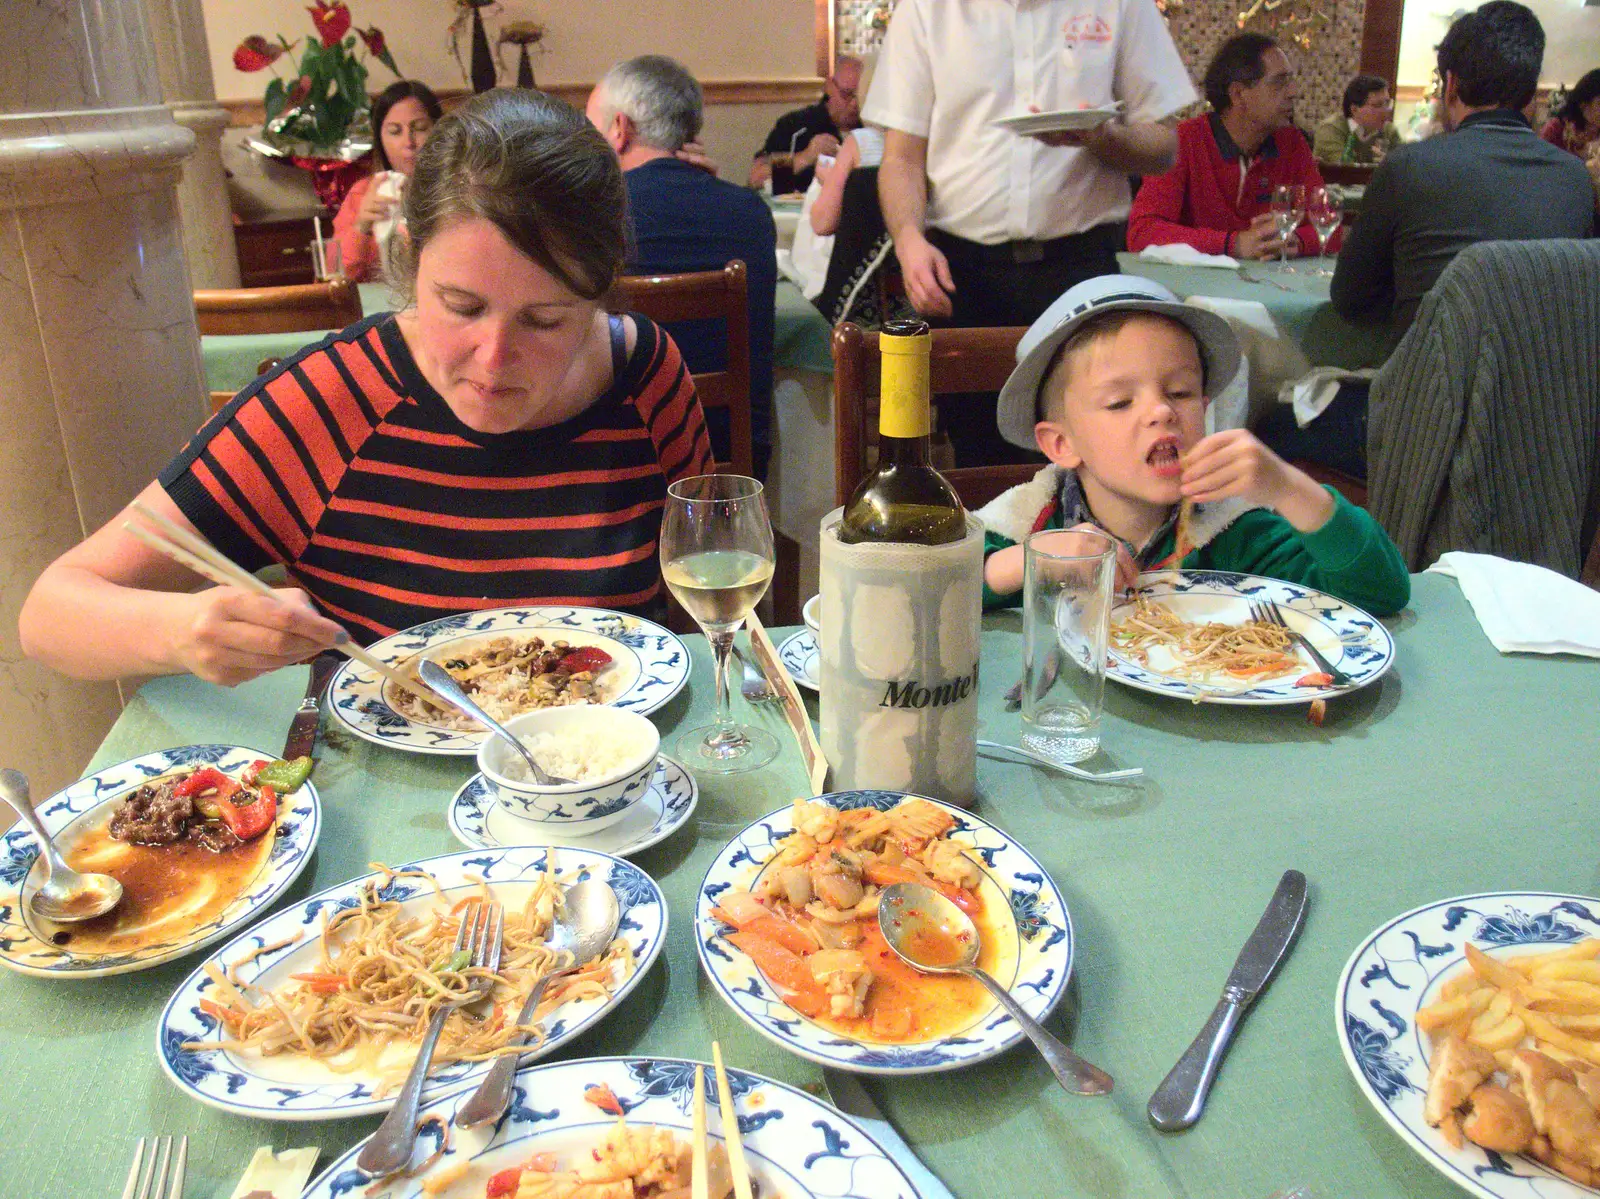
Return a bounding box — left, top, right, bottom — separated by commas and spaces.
123, 500, 436, 705
690, 1041, 754, 1199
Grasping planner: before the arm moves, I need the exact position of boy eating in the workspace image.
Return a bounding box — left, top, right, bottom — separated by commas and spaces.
979, 276, 1410, 615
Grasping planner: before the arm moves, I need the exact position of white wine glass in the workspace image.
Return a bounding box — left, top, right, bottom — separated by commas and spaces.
1305, 185, 1343, 276
1271, 184, 1305, 267
660, 474, 779, 774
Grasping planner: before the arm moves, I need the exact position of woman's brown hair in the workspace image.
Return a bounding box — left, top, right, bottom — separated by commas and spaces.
392, 88, 628, 303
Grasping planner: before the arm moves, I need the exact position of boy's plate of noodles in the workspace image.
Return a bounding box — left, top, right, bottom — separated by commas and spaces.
300, 1056, 925, 1199
328, 606, 690, 755
157, 845, 666, 1120
1337, 892, 1600, 1199
1107, 570, 1394, 704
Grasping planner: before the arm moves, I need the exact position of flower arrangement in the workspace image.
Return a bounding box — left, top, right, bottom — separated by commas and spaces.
233, 1, 401, 159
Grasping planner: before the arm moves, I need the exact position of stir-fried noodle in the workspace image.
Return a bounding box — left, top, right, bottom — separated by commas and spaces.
1110, 595, 1300, 681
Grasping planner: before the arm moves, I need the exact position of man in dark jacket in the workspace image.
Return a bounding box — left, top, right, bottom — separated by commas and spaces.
588, 55, 778, 476
749, 57, 862, 194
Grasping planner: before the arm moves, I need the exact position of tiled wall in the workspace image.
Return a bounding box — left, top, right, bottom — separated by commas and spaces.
838, 0, 1368, 138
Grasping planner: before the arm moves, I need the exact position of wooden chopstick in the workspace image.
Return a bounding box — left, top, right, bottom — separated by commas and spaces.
124, 502, 437, 705
745, 610, 829, 796
711, 1041, 754, 1199
691, 1063, 709, 1199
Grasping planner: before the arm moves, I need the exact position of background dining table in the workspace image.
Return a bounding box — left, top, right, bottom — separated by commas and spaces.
2, 572, 1594, 1198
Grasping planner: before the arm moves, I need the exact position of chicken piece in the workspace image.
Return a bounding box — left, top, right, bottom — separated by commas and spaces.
806, 891, 881, 924
1544, 1080, 1600, 1171
809, 949, 872, 1018
1509, 1049, 1576, 1131
770, 831, 817, 869
811, 847, 865, 910
1529, 1136, 1600, 1188
1569, 1060, 1600, 1110
1425, 1034, 1499, 1128
887, 797, 954, 852
1460, 1083, 1536, 1154
757, 864, 812, 909
920, 838, 981, 890
579, 1122, 683, 1188
792, 798, 840, 843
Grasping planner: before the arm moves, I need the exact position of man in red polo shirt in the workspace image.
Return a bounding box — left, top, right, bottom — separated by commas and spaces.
1128, 33, 1330, 260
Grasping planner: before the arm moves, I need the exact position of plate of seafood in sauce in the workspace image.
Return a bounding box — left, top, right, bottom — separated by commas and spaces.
696, 791, 1074, 1074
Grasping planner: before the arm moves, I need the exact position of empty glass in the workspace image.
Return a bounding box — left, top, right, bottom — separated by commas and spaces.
1271, 184, 1306, 267
1020, 528, 1118, 764
1305, 185, 1343, 276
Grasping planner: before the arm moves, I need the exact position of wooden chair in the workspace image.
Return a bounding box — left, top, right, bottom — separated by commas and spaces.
194, 278, 362, 337
832, 321, 1037, 510
1318, 163, 1377, 187
616, 261, 753, 479
208, 359, 283, 416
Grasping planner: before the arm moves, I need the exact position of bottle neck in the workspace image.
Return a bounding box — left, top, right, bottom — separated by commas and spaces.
878, 431, 932, 468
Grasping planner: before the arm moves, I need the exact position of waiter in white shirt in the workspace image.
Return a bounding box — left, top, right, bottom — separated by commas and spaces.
867, 0, 1196, 458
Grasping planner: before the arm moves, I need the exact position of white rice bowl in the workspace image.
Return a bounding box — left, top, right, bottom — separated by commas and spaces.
478, 707, 660, 834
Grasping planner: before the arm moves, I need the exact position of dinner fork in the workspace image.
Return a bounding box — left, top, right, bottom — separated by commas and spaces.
122, 1135, 186, 1199
1247, 599, 1352, 686
731, 642, 776, 703
358, 901, 504, 1177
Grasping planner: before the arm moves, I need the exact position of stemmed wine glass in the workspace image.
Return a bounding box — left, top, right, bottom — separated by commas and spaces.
1270, 184, 1306, 268
1305, 185, 1343, 276
659, 474, 779, 774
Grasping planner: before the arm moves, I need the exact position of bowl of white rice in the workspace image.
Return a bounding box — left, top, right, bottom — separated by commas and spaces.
477, 706, 660, 833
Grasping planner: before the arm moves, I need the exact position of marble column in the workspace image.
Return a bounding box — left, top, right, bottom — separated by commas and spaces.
143, 0, 240, 288
0, 1, 207, 798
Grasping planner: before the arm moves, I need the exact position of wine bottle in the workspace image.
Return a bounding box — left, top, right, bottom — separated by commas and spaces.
837, 318, 966, 546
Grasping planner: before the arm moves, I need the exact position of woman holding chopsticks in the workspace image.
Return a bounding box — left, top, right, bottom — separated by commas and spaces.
20, 89, 712, 686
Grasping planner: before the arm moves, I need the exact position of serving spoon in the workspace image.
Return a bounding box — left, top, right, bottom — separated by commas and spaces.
878, 881, 1113, 1096
454, 879, 622, 1128
0, 768, 123, 923
417, 660, 574, 785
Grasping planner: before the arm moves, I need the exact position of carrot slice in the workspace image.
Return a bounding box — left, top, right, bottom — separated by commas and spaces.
727, 930, 828, 1008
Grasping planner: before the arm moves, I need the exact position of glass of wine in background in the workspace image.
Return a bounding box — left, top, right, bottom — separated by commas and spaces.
660, 474, 779, 774
1271, 184, 1306, 267
1306, 185, 1343, 276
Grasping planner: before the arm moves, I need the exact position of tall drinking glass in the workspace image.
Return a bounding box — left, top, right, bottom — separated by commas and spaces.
660, 474, 779, 774
1021, 528, 1118, 764
1306, 185, 1343, 276
1271, 184, 1306, 267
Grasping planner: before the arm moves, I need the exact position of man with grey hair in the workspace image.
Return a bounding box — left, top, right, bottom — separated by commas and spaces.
587, 56, 778, 476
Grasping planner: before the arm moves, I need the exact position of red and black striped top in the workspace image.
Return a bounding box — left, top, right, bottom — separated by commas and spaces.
161, 312, 713, 643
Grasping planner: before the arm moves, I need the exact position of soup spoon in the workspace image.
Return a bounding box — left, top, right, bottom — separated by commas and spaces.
0, 768, 123, 922
453, 878, 622, 1128
877, 881, 1113, 1096
417, 660, 573, 785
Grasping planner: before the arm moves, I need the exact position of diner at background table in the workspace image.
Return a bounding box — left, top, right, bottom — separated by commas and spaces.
2, 573, 1596, 1198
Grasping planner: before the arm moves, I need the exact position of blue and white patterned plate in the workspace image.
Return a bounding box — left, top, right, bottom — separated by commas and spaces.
1109, 570, 1395, 705
1336, 892, 1600, 1199
158, 845, 667, 1120
329, 606, 691, 755
301, 1055, 923, 1199
697, 791, 1074, 1074
778, 628, 819, 691
0, 745, 320, 980
448, 755, 698, 857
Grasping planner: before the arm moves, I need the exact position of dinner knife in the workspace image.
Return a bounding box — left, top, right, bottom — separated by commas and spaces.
283, 652, 340, 761
1147, 869, 1308, 1132
821, 1069, 956, 1199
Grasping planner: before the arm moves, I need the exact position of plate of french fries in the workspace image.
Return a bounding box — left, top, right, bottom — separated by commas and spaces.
1338, 892, 1600, 1198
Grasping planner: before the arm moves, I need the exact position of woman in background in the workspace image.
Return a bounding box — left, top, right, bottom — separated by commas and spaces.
333, 80, 443, 281
1540, 69, 1600, 158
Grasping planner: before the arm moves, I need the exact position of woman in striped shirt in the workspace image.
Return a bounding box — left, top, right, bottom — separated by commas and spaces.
21, 89, 713, 686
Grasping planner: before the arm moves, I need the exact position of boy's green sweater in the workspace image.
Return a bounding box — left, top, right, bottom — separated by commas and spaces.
982, 487, 1411, 615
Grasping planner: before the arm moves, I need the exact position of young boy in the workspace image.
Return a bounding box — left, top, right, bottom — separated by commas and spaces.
980, 276, 1410, 615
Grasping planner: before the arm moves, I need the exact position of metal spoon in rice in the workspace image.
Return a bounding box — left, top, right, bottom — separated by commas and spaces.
417, 660, 575, 785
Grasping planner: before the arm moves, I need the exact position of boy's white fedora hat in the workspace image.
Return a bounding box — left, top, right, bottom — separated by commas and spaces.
996, 275, 1242, 450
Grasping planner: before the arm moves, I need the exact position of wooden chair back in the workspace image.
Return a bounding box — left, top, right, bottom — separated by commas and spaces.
194, 278, 362, 337
208, 359, 284, 416
1318, 163, 1376, 187
832, 321, 1037, 510
617, 261, 752, 478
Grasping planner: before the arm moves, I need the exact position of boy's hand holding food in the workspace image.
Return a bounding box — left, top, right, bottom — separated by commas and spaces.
1179, 429, 1335, 533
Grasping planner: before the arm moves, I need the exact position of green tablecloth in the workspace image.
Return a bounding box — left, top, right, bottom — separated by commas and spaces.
5, 573, 1596, 1198
1118, 252, 1391, 371
201, 281, 835, 395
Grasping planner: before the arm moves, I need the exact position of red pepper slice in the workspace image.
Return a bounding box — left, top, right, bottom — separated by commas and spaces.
583, 1082, 624, 1115
240, 758, 270, 787
560, 646, 612, 675
289, 972, 349, 994
215, 783, 277, 841
1295, 672, 1334, 688
172, 768, 240, 801
485, 1168, 523, 1198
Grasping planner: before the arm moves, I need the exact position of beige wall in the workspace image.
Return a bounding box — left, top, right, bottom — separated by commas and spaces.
1398, 0, 1600, 90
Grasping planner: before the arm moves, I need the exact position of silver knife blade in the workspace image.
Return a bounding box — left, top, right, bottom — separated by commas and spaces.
1147, 869, 1308, 1131
821, 1069, 954, 1199
282, 652, 340, 760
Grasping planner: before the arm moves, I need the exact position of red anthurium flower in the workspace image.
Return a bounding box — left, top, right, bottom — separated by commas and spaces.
358, 26, 399, 74
286, 74, 313, 107
233, 35, 284, 72
307, 1, 352, 48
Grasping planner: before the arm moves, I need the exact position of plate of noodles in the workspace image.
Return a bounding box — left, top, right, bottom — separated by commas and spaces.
697, 791, 1074, 1075
1106, 570, 1395, 705
157, 845, 667, 1120
301, 1055, 925, 1198
0, 744, 320, 979
328, 606, 690, 755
